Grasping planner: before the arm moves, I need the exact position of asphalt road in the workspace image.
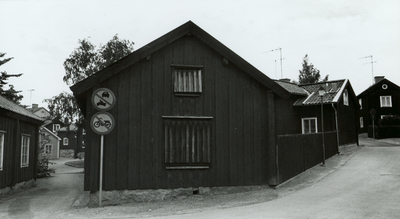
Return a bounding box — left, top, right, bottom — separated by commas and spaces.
157, 138, 400, 219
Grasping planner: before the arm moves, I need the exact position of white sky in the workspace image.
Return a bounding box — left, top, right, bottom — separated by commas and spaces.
1, 0, 399, 108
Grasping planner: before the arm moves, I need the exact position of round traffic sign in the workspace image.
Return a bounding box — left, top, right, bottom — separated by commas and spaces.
90, 112, 115, 135
91, 88, 116, 111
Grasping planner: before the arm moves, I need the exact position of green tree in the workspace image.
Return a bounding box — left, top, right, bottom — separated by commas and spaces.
44, 92, 83, 126
63, 34, 134, 85
0, 53, 23, 104
298, 54, 328, 84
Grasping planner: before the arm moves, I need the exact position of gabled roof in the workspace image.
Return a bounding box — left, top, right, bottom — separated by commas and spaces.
41, 126, 62, 140
70, 21, 290, 101
0, 95, 44, 122
357, 78, 400, 98
276, 79, 356, 106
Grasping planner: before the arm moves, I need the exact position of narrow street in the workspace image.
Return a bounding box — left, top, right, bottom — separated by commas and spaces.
0, 136, 399, 218
158, 136, 400, 219
0, 158, 85, 219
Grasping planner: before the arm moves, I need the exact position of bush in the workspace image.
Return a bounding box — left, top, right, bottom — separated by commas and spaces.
379, 115, 400, 126
37, 148, 55, 178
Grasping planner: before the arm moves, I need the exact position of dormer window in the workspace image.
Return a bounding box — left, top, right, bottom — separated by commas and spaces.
172, 65, 203, 96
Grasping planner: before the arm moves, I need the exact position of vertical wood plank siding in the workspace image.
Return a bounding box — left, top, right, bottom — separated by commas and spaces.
84, 35, 273, 191
0, 116, 38, 189
163, 118, 211, 165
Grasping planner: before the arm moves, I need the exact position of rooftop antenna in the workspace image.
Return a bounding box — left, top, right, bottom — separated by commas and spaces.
359, 55, 377, 84
28, 89, 34, 105
264, 48, 283, 79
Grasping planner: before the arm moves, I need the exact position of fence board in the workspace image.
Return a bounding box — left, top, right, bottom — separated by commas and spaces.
277, 131, 337, 184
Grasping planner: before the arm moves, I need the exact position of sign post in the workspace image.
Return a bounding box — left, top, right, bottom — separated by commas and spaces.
90, 88, 116, 207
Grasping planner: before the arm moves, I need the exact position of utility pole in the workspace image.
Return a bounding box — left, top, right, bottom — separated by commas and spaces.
264, 48, 283, 78
359, 55, 377, 84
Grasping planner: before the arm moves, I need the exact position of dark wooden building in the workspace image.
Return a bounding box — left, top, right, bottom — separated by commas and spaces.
71, 21, 293, 191
357, 76, 400, 134
0, 95, 43, 189
276, 79, 359, 146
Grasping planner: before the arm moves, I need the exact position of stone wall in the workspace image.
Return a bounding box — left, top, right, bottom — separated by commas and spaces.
60, 149, 75, 158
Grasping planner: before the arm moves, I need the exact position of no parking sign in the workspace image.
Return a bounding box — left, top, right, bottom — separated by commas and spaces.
90, 88, 116, 207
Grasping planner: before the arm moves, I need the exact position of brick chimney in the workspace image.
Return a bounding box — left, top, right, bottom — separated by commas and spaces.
374, 76, 385, 84
32, 104, 39, 109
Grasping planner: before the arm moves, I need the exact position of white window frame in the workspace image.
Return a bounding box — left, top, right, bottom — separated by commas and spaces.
53, 124, 60, 132
21, 135, 30, 168
380, 96, 392, 107
360, 117, 364, 128
343, 89, 349, 106
63, 137, 69, 145
45, 144, 53, 155
0, 131, 5, 171
359, 98, 362, 110
302, 117, 318, 134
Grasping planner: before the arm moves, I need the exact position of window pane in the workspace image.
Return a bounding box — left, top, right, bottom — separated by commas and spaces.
304, 121, 310, 133
310, 119, 316, 133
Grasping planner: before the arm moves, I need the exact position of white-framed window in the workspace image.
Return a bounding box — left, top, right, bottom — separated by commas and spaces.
63, 138, 69, 145
302, 118, 318, 134
21, 135, 30, 167
172, 65, 203, 95
360, 117, 364, 128
53, 124, 60, 132
380, 96, 392, 107
44, 144, 53, 155
359, 98, 362, 110
343, 89, 349, 106
0, 131, 5, 171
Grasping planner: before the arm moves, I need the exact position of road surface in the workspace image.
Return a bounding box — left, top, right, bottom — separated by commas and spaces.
157, 137, 400, 219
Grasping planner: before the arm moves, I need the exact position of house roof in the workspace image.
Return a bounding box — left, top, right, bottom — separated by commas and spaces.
0, 95, 44, 122
274, 79, 356, 106
41, 126, 62, 140
357, 78, 400, 98
70, 21, 290, 106
275, 80, 309, 96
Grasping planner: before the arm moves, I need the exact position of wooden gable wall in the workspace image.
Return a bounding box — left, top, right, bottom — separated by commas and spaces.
84, 34, 275, 191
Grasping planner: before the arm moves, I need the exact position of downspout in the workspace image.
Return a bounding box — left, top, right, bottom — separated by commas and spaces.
332, 103, 340, 154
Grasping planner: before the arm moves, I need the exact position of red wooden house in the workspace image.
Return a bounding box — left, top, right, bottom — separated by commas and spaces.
357, 76, 400, 137
0, 95, 43, 189
71, 21, 293, 192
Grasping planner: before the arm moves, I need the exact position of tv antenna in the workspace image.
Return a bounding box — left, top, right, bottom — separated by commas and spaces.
359, 55, 377, 84
28, 89, 34, 105
264, 48, 283, 79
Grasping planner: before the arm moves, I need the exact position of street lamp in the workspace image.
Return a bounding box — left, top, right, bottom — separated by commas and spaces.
318, 86, 326, 166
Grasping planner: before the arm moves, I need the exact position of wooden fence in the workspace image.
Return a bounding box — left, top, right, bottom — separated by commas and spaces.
276, 131, 338, 184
